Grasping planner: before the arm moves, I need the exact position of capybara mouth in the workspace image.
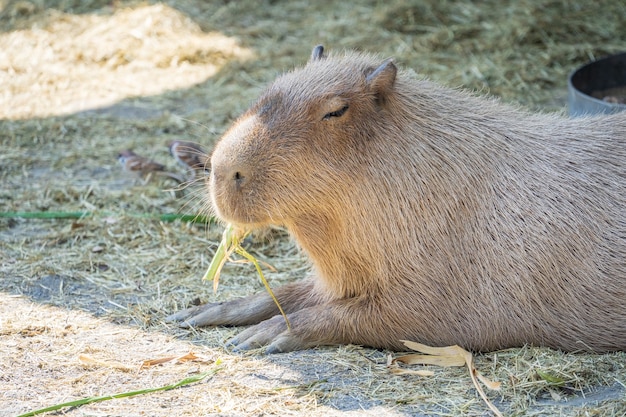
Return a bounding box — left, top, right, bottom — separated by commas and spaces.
215, 206, 268, 228
209, 181, 274, 228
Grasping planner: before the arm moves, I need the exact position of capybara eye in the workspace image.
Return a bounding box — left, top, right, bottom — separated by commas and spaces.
323, 105, 349, 120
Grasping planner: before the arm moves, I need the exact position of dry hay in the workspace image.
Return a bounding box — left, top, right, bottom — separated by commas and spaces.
1, 0, 625, 416
0, 2, 253, 119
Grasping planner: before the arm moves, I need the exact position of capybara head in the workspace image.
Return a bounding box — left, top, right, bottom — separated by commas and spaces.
209, 46, 398, 229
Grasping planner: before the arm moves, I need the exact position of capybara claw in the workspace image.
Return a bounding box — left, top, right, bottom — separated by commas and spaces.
164, 311, 188, 323
225, 315, 291, 353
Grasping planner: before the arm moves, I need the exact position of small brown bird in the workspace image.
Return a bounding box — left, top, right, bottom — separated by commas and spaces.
118, 149, 165, 173
167, 140, 209, 179
118, 149, 183, 183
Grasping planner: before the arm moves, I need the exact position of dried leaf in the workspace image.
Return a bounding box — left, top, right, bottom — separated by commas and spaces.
70, 222, 84, 230
392, 341, 503, 417
140, 351, 212, 368
477, 370, 503, 391
389, 368, 435, 377
141, 356, 177, 367
78, 354, 134, 372
401, 340, 465, 357
395, 353, 466, 367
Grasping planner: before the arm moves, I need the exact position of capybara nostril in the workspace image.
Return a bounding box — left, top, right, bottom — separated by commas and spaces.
228, 169, 247, 189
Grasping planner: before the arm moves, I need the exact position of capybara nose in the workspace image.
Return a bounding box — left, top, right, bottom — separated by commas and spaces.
212, 162, 248, 190
232, 170, 246, 187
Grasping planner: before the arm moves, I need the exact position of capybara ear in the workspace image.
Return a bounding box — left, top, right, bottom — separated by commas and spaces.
310, 45, 325, 62
365, 59, 397, 100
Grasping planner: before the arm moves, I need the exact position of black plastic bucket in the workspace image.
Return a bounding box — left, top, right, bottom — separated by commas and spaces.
568, 52, 626, 117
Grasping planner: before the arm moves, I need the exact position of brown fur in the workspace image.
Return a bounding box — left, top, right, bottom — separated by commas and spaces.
168, 46, 626, 353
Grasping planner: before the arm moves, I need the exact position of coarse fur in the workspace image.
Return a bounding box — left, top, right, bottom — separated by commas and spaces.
168, 46, 626, 353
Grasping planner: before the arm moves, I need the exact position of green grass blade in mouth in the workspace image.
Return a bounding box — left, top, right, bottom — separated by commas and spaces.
202, 224, 291, 329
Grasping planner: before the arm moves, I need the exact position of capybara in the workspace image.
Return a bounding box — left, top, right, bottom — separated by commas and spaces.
167, 46, 626, 354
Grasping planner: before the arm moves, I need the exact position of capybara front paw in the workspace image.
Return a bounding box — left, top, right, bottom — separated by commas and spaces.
165, 302, 223, 327
227, 315, 305, 353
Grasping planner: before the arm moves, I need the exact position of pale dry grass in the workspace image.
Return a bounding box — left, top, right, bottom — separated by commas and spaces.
0, 3, 253, 119
1, 0, 625, 416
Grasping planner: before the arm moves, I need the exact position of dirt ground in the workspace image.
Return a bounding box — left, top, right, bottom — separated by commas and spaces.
1, 1, 625, 416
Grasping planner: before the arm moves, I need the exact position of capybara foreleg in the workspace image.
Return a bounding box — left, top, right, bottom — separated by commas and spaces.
227, 299, 408, 353
166, 279, 318, 328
